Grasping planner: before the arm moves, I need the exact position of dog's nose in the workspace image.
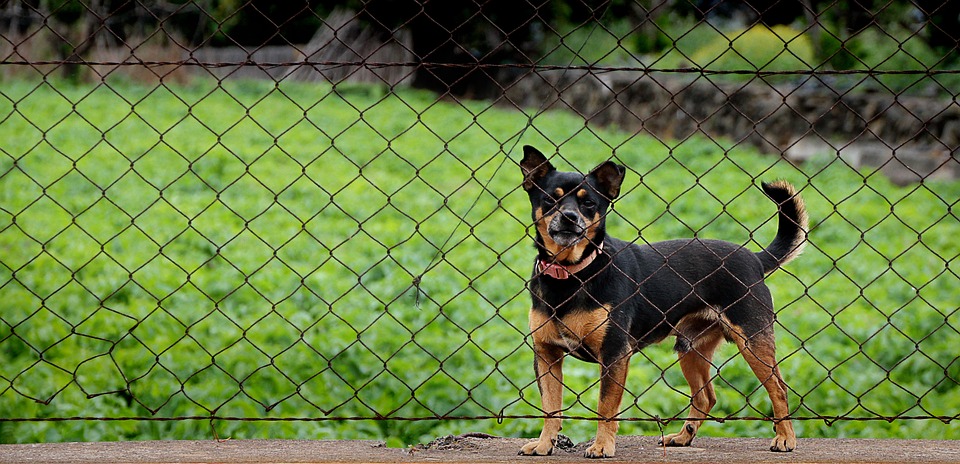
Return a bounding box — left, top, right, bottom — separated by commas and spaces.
560, 210, 580, 223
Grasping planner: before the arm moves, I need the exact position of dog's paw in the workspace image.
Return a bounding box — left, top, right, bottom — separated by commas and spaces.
658, 430, 694, 447
519, 439, 554, 456
770, 433, 796, 452
658, 422, 697, 447
583, 437, 615, 458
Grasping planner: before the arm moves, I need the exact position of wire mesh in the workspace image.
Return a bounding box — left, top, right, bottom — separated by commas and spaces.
1, 0, 958, 444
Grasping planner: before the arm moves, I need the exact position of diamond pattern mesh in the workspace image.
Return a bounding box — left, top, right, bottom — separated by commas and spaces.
1, 0, 958, 443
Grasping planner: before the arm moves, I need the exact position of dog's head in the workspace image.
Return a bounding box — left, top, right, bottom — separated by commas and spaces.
520, 145, 625, 264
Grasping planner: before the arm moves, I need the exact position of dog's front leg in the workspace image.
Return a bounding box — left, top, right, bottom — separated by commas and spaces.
520, 343, 565, 456
584, 353, 630, 458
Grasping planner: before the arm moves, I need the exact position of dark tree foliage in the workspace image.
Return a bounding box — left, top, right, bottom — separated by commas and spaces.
360, 0, 547, 95
208, 0, 325, 46
8, 0, 959, 88
916, 0, 960, 58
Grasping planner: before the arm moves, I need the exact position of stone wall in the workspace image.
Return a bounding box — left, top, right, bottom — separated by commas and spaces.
503, 70, 960, 184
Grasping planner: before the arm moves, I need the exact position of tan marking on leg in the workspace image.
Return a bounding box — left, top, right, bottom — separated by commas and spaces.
661, 328, 724, 447
529, 309, 558, 344
584, 352, 630, 458
521, 312, 566, 456
727, 322, 797, 452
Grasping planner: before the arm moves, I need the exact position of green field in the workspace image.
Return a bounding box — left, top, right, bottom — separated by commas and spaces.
1, 77, 958, 444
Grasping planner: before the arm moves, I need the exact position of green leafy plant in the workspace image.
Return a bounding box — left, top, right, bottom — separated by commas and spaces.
1, 78, 958, 445
690, 25, 815, 73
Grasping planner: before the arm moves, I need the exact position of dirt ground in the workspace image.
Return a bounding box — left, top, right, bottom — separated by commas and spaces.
2, 435, 960, 463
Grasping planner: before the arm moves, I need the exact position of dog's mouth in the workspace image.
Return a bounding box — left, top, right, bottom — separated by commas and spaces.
548, 214, 587, 248
549, 230, 583, 248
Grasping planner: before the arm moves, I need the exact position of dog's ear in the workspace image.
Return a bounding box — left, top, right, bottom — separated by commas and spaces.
520, 145, 554, 191
589, 161, 626, 200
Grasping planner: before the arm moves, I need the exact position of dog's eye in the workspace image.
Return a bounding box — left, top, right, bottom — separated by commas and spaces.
542, 196, 557, 209
582, 199, 597, 209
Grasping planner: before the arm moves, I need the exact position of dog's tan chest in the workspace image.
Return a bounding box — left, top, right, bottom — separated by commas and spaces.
529, 306, 611, 355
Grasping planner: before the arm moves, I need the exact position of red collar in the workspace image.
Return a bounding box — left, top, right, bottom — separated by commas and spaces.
537, 243, 603, 279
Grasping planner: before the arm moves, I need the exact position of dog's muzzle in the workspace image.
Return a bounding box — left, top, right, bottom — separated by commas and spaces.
548, 210, 586, 248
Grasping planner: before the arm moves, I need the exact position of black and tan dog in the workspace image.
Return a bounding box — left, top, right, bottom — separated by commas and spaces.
517, 145, 806, 458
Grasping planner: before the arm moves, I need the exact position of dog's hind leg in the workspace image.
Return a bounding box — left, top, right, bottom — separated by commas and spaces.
660, 328, 724, 447
731, 327, 797, 452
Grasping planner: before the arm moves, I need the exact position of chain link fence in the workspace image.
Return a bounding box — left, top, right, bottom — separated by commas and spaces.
1, 0, 958, 444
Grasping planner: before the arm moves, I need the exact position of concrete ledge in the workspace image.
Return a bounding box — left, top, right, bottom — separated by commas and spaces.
3, 436, 960, 463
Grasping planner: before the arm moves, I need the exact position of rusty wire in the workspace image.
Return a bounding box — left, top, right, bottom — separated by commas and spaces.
1, 0, 959, 442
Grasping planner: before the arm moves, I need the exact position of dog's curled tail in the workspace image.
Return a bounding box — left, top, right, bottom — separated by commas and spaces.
757, 180, 808, 274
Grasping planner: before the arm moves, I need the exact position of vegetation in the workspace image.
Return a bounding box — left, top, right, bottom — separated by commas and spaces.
538, 4, 960, 93
7, 1, 959, 95
1, 77, 958, 445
